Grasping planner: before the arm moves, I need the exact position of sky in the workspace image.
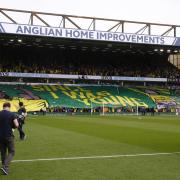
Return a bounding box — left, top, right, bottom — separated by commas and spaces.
0, 0, 180, 36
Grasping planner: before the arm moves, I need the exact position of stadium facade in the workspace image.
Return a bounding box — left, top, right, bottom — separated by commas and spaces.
0, 8, 180, 113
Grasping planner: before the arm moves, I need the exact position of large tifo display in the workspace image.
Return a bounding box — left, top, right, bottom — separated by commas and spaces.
0, 22, 180, 46
0, 85, 179, 112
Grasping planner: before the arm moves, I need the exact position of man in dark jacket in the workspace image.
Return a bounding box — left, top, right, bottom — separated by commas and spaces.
17, 102, 27, 140
0, 102, 19, 175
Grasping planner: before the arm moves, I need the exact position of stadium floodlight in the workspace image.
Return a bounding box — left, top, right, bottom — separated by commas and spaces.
154, 49, 158, 52
167, 49, 171, 53
18, 39, 22, 43
10, 39, 14, 42
174, 50, 178, 53
160, 49, 164, 52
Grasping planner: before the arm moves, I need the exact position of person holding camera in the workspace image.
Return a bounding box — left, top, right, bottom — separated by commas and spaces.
0, 102, 19, 175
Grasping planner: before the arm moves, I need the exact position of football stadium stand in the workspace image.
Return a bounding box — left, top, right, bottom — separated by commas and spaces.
0, 9, 180, 114
0, 46, 180, 78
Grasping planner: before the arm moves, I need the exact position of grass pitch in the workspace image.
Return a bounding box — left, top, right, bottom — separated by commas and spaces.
2, 114, 180, 180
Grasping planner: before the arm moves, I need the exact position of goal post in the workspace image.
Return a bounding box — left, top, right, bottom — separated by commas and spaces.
175, 105, 180, 115
99, 103, 139, 116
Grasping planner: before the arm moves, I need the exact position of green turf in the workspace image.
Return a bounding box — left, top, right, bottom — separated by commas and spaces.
1, 115, 180, 179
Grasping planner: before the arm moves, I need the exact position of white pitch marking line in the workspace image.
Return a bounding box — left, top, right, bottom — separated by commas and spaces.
12, 152, 180, 163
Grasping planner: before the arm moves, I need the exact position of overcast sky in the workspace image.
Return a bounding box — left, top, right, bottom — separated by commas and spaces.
1, 0, 180, 25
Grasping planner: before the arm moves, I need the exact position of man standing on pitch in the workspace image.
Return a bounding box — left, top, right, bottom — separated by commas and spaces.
17, 102, 27, 140
0, 102, 19, 175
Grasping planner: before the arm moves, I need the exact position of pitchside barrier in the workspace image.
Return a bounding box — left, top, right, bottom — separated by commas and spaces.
33, 105, 179, 116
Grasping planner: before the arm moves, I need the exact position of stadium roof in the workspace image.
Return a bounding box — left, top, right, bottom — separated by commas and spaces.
0, 8, 180, 37
0, 8, 180, 55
